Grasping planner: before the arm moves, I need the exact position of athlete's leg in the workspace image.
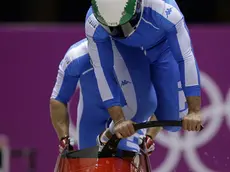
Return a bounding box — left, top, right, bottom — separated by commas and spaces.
77, 103, 109, 149
150, 50, 181, 132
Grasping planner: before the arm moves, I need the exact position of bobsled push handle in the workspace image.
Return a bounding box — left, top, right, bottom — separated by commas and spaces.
134, 120, 204, 131
99, 120, 203, 157
134, 120, 182, 130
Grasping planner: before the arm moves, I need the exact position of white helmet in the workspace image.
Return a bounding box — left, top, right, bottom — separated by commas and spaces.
91, 0, 143, 38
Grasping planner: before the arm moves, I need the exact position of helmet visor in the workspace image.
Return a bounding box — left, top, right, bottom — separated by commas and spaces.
102, 11, 141, 38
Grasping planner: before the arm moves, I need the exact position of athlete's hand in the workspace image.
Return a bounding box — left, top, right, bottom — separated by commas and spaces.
145, 135, 155, 155
182, 112, 202, 131
59, 136, 74, 154
114, 120, 135, 138
142, 135, 155, 156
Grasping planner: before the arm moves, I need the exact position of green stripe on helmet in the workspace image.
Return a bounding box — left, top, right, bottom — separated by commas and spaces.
91, 0, 107, 25
119, 0, 137, 25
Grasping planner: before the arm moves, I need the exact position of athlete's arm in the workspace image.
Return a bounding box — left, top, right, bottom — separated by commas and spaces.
167, 20, 201, 113
87, 37, 125, 122
50, 56, 80, 140
87, 36, 135, 138
50, 100, 69, 140
162, 5, 201, 130
143, 115, 161, 156
163, 9, 201, 113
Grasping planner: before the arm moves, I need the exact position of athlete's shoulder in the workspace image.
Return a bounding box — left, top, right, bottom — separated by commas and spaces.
85, 7, 110, 41
143, 0, 165, 12
60, 39, 90, 76
66, 38, 88, 61
143, 0, 183, 28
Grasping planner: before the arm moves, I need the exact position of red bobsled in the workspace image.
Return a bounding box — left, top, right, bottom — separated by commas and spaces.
56, 147, 151, 172
55, 120, 200, 172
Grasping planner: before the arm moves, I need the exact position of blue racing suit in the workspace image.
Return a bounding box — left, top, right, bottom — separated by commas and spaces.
85, 0, 200, 131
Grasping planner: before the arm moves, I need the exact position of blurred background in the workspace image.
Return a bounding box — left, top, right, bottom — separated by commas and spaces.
1, 0, 230, 23
0, 0, 230, 172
